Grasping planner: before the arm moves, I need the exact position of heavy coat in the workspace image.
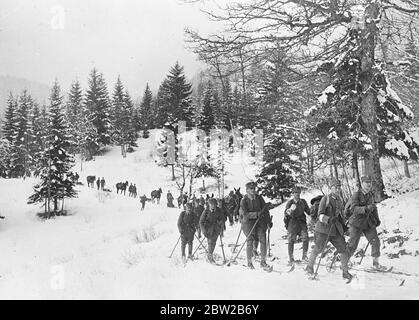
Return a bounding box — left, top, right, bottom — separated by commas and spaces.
284, 198, 310, 234
178, 210, 197, 236
349, 190, 380, 230
239, 194, 270, 228
314, 193, 346, 237
199, 207, 225, 239
193, 204, 205, 222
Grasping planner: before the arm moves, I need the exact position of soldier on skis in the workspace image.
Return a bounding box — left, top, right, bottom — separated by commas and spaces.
177, 202, 197, 262
305, 179, 353, 281
140, 194, 147, 211
284, 186, 310, 264
239, 181, 271, 270
347, 175, 385, 270
199, 198, 225, 264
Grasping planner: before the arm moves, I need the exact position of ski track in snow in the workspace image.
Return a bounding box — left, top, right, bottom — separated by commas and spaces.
0, 130, 419, 299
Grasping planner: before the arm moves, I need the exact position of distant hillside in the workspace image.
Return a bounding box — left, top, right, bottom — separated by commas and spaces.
0, 75, 50, 118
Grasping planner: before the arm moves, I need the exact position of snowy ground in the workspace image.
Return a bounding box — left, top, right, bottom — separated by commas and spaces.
1, 130, 419, 299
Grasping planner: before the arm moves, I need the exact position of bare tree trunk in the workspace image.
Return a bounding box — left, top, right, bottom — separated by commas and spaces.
215, 58, 226, 93
171, 164, 175, 181
341, 163, 352, 201
352, 152, 361, 189
360, 2, 387, 202
403, 160, 411, 178
189, 173, 193, 197
238, 47, 247, 103
332, 155, 339, 180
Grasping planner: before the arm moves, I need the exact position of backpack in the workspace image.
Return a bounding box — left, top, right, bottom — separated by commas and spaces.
309, 195, 330, 223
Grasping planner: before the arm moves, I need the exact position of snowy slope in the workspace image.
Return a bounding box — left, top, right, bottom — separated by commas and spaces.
0, 131, 419, 299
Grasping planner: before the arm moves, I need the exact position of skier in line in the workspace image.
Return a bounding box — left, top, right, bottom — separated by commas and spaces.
140, 194, 147, 211
239, 181, 271, 270
199, 198, 225, 264
128, 184, 134, 197
284, 186, 311, 264
347, 175, 385, 270
177, 202, 197, 262
305, 179, 352, 281
132, 184, 137, 198
100, 177, 105, 191
96, 177, 100, 190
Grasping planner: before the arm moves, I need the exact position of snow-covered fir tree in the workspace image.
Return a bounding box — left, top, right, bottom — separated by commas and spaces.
9, 90, 34, 178
2, 92, 18, 144
85, 68, 111, 146
256, 127, 299, 202
66, 80, 97, 165
199, 81, 216, 133
123, 89, 138, 149
139, 83, 153, 137
156, 62, 194, 131
29, 102, 44, 169
0, 139, 11, 178
308, 27, 419, 195
28, 80, 77, 216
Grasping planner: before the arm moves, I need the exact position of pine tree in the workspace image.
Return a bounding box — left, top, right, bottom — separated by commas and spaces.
219, 78, 233, 130
2, 92, 18, 144
123, 89, 137, 149
66, 80, 83, 129
308, 27, 418, 197
199, 81, 216, 133
111, 76, 126, 147
0, 138, 11, 178
85, 68, 111, 146
139, 83, 153, 137
66, 80, 97, 165
10, 90, 33, 177
110, 78, 137, 155
29, 102, 44, 168
28, 80, 77, 216
156, 62, 194, 130
257, 127, 299, 202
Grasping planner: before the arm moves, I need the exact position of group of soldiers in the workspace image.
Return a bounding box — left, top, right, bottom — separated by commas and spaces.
128, 184, 138, 198
96, 177, 106, 190
177, 175, 385, 281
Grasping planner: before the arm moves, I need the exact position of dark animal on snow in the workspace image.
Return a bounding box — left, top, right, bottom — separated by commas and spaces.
116, 181, 129, 195
86, 175, 96, 188
232, 187, 243, 223
151, 187, 163, 204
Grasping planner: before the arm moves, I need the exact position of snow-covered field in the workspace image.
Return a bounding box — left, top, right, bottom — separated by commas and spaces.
1, 130, 419, 299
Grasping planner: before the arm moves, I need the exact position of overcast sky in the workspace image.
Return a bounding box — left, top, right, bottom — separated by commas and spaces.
0, 0, 220, 99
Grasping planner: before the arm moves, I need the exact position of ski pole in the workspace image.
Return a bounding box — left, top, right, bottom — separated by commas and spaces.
326, 250, 339, 273
358, 241, 370, 265
191, 233, 206, 258
169, 235, 181, 258
227, 215, 261, 266
312, 222, 334, 280
194, 233, 209, 255
231, 228, 242, 253
219, 232, 226, 263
